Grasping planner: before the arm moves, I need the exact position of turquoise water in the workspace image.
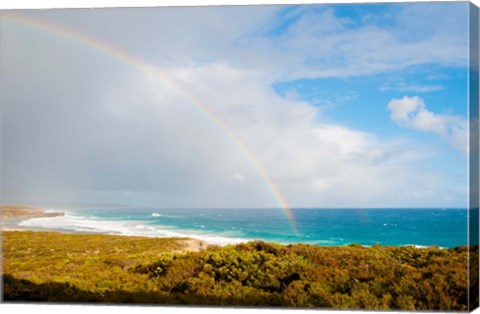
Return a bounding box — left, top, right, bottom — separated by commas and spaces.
18, 207, 469, 248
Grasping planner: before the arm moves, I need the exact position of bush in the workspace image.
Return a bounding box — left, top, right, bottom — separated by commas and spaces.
2, 231, 472, 310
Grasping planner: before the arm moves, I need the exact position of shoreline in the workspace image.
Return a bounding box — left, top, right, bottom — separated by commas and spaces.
1, 205, 212, 251
1, 205, 252, 246
1, 205, 463, 249
1, 205, 64, 219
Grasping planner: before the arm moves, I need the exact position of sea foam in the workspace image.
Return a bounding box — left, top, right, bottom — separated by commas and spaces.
17, 213, 250, 246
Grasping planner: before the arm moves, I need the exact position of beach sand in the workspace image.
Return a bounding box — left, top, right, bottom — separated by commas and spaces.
1, 204, 208, 252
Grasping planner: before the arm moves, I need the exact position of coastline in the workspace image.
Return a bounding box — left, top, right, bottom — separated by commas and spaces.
1, 205, 64, 220
1, 205, 64, 233
1, 205, 253, 246
2, 205, 474, 310
1, 205, 462, 248
1, 205, 209, 251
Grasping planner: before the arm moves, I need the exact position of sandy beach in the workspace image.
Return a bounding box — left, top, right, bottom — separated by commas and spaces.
1, 205, 64, 233
1, 204, 208, 252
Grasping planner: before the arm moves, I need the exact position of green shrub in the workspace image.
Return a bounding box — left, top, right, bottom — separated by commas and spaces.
2, 231, 473, 310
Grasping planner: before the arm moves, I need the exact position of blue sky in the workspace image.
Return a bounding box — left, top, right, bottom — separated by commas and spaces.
1, 2, 473, 208
274, 65, 468, 136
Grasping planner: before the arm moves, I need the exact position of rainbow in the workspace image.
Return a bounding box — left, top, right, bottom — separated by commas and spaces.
2, 11, 300, 234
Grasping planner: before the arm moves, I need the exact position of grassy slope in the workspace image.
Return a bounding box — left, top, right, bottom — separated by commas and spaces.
2, 231, 192, 301
1, 231, 473, 310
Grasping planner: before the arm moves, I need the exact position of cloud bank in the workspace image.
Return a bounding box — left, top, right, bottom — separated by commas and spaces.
1, 3, 469, 208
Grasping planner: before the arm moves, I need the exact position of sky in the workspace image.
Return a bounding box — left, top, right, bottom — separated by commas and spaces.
0, 2, 474, 209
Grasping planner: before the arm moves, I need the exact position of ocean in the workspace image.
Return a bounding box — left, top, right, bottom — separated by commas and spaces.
13, 207, 469, 248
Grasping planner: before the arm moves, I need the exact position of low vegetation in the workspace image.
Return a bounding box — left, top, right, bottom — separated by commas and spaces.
1, 205, 63, 219
2, 231, 473, 310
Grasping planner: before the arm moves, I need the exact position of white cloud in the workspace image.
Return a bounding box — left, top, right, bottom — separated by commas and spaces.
1, 5, 469, 208
396, 84, 445, 93
3, 57, 466, 208
234, 3, 468, 80
387, 96, 424, 123
229, 172, 246, 182
380, 83, 445, 93
387, 96, 468, 153
18, 4, 466, 82
85, 63, 464, 208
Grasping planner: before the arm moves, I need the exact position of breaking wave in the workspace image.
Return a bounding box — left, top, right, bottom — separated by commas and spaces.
17, 213, 250, 246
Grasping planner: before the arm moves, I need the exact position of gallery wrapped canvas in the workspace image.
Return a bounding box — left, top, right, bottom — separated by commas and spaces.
1, 0, 479, 312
